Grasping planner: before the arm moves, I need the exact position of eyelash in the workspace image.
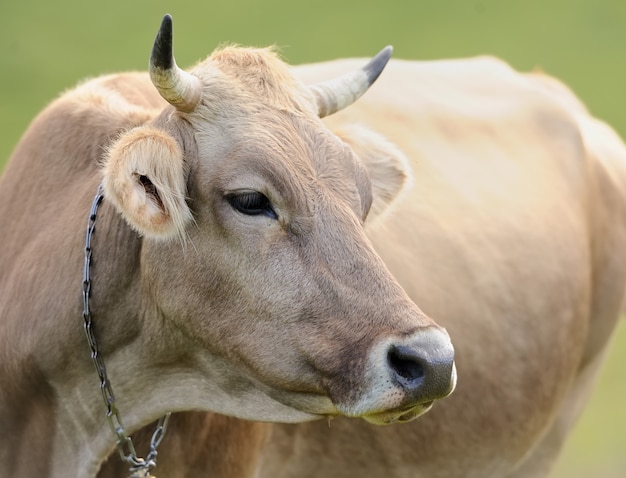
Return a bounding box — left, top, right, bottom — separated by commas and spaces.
225, 192, 278, 220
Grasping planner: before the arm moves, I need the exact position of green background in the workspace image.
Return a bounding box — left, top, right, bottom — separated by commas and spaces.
1, 1, 624, 476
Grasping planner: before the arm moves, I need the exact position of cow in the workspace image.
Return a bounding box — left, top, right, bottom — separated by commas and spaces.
0, 14, 459, 478
100, 17, 626, 478
2, 14, 625, 478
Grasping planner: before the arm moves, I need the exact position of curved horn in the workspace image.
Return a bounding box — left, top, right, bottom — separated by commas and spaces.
149, 14, 202, 112
309, 46, 393, 118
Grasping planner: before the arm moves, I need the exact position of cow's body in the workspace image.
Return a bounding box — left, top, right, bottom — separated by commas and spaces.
1, 16, 625, 478
259, 58, 626, 478
102, 57, 626, 477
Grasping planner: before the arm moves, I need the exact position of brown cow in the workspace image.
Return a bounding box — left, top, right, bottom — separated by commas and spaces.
103, 18, 626, 478
0, 15, 457, 478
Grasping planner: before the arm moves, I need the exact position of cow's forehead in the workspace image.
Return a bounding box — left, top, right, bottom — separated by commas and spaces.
184, 103, 371, 224
190, 46, 317, 117
203, 109, 357, 189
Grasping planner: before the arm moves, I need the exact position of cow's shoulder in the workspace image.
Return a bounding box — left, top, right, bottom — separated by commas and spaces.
4, 73, 161, 185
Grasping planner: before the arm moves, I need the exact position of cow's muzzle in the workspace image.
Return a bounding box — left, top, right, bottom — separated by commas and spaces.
346, 327, 456, 425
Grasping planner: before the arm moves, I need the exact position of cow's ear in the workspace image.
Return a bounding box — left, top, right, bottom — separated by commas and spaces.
335, 124, 410, 223
102, 126, 192, 239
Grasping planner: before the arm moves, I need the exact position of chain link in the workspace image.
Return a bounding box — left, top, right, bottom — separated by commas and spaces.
82, 184, 170, 477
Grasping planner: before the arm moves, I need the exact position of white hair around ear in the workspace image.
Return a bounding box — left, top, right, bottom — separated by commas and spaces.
102, 126, 192, 239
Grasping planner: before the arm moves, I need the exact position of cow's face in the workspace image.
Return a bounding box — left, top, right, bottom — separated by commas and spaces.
102, 15, 455, 426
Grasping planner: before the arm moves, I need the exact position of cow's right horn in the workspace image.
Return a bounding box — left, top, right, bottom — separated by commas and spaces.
149, 14, 202, 113
309, 46, 393, 118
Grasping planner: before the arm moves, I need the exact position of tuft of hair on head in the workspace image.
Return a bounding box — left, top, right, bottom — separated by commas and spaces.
199, 45, 315, 115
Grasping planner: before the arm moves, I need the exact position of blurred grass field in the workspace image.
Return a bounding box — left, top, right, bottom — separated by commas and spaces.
1, 1, 624, 476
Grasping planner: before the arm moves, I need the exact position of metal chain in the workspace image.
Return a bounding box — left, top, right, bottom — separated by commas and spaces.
82, 183, 171, 478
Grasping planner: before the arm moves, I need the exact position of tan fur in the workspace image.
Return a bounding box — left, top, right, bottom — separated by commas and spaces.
2, 38, 626, 478
109, 56, 626, 478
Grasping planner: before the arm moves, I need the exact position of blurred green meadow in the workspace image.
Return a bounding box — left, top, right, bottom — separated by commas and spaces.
1, 0, 625, 476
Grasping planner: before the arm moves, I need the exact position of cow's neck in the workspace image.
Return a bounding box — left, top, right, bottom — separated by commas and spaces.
9, 191, 177, 477
50, 343, 175, 477
42, 197, 230, 477
49, 339, 262, 477
46, 197, 167, 477
0, 254, 158, 477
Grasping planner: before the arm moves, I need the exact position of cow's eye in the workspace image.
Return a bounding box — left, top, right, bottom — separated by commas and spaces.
226, 192, 277, 219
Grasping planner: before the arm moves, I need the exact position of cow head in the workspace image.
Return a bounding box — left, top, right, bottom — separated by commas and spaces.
101, 15, 455, 426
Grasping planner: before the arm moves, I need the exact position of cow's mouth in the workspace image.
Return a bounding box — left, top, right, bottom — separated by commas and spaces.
361, 400, 435, 425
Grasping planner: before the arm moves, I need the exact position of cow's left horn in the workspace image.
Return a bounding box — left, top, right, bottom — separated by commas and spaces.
149, 14, 202, 112
309, 46, 393, 118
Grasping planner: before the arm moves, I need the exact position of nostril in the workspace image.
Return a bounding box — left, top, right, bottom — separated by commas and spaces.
383, 330, 455, 403
387, 345, 425, 384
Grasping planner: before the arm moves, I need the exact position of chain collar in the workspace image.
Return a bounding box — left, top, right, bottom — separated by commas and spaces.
82, 184, 170, 478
